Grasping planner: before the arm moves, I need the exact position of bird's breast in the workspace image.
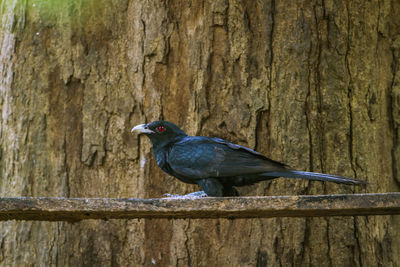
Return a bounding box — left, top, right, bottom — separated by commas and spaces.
154, 149, 173, 174
155, 152, 166, 168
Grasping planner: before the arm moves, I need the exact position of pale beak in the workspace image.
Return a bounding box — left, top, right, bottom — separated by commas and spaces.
131, 124, 154, 134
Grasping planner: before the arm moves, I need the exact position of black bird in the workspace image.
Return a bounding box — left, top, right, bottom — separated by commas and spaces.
131, 121, 366, 197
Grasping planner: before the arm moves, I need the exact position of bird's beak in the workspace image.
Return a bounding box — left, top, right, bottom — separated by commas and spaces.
131, 124, 154, 134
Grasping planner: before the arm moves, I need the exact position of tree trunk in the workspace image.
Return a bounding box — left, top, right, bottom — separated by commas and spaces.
1, 0, 399, 266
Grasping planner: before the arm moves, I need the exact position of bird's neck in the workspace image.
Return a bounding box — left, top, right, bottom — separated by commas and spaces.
151, 135, 186, 172
150, 135, 187, 153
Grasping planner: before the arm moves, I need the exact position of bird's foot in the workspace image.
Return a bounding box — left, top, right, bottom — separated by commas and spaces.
163, 191, 208, 198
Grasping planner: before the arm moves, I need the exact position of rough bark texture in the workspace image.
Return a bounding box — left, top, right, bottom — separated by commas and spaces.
1, 0, 399, 266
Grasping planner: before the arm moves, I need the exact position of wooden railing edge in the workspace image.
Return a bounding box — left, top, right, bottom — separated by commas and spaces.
0, 193, 399, 221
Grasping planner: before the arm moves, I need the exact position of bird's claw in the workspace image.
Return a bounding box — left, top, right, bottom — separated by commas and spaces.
163, 191, 208, 198
163, 193, 180, 198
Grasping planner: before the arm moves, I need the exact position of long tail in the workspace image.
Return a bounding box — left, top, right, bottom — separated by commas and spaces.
262, 170, 367, 185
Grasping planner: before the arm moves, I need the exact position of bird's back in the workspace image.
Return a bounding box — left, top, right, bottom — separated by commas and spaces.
166, 136, 288, 181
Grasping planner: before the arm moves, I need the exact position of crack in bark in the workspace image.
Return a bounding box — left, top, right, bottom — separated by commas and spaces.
264, 0, 275, 164
63, 134, 70, 198
305, 29, 314, 177
389, 42, 400, 187
345, 1, 358, 180
315, 5, 326, 180
325, 217, 333, 267
300, 217, 311, 265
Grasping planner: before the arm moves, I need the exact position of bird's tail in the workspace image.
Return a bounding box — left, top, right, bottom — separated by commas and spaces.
262, 170, 367, 185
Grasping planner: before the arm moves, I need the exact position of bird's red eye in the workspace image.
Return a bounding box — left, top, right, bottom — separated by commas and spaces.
157, 126, 165, 133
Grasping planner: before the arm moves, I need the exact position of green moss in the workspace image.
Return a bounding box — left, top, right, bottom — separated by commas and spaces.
0, 0, 119, 31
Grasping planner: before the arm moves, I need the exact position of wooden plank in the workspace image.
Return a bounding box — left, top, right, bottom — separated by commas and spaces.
0, 193, 399, 221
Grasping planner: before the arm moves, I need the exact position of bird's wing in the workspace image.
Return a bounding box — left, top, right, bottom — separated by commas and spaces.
168, 136, 287, 179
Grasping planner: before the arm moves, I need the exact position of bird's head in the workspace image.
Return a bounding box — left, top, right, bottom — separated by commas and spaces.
131, 121, 187, 149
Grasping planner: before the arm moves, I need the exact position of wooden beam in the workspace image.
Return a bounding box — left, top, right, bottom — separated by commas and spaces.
0, 193, 399, 221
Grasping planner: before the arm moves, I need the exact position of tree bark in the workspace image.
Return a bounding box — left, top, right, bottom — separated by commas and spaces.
1, 0, 399, 266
